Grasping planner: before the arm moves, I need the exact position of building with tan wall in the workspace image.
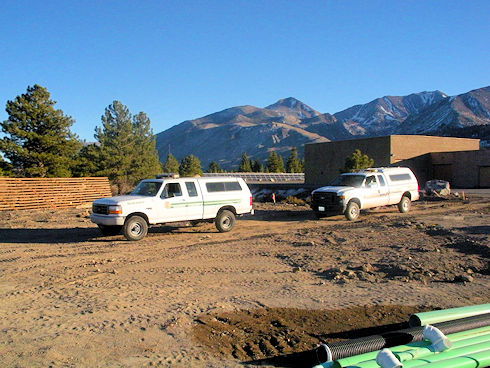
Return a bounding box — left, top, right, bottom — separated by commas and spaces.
305, 135, 486, 187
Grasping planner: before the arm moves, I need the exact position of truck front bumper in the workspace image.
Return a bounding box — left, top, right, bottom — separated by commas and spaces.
90, 213, 125, 226
311, 203, 346, 215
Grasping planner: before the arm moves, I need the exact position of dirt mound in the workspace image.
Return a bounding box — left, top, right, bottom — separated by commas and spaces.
193, 305, 429, 364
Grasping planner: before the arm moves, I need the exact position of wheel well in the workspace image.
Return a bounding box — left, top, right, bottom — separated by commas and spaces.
348, 198, 361, 207
402, 192, 411, 199
125, 212, 149, 224
217, 206, 236, 215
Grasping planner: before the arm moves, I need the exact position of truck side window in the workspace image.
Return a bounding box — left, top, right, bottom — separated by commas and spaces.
161, 183, 182, 198
185, 182, 198, 197
365, 175, 377, 187
377, 175, 386, 187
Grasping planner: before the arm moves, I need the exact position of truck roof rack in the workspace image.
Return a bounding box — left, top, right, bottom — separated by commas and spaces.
156, 173, 180, 179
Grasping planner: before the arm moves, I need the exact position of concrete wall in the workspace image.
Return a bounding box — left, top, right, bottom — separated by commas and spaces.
390, 135, 480, 164
304, 136, 391, 185
430, 150, 490, 188
305, 135, 481, 185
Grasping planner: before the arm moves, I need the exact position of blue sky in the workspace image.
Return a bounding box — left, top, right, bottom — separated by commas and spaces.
1, 1, 489, 141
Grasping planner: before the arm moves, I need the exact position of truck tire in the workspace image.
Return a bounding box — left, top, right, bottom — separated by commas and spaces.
123, 215, 148, 241
345, 201, 360, 221
398, 196, 411, 213
98, 224, 122, 236
215, 210, 235, 232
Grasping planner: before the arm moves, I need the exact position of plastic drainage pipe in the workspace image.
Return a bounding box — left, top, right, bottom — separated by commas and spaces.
409, 304, 490, 327
418, 349, 490, 368
395, 332, 490, 362
401, 342, 490, 367
315, 314, 490, 366
314, 313, 490, 364
345, 342, 490, 368
331, 326, 490, 368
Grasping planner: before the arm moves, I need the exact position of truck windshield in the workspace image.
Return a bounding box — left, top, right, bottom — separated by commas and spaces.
330, 175, 365, 188
130, 181, 162, 196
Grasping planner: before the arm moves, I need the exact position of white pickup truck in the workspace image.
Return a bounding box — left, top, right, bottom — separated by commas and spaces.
311, 167, 420, 220
91, 176, 254, 241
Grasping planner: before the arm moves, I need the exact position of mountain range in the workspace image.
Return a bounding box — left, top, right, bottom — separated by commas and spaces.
155, 86, 490, 169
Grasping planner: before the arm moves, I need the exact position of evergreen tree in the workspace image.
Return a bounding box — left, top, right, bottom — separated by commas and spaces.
251, 159, 263, 172
0, 84, 81, 177
207, 161, 220, 173
94, 101, 162, 193
162, 153, 179, 174
0, 156, 13, 176
72, 143, 102, 177
238, 152, 252, 172
179, 154, 202, 176
266, 151, 284, 173
342, 149, 374, 173
95, 101, 135, 193
286, 147, 302, 173
131, 112, 162, 180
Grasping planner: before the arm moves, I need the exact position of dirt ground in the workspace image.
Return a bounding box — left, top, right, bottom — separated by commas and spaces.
0, 195, 489, 367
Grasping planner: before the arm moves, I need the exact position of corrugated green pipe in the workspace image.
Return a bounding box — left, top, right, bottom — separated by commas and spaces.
396, 341, 490, 367
395, 332, 490, 362
330, 326, 490, 368
346, 342, 490, 368
410, 304, 490, 327
419, 348, 490, 368
337, 337, 490, 368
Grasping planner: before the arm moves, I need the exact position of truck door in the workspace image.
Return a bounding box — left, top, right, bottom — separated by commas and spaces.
362, 175, 387, 208
182, 180, 204, 220
157, 182, 190, 222
376, 174, 390, 206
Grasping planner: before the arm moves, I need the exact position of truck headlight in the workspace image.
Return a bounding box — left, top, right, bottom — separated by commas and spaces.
108, 205, 122, 214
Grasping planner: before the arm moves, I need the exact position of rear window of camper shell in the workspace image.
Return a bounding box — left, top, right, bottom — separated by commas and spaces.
206, 181, 242, 192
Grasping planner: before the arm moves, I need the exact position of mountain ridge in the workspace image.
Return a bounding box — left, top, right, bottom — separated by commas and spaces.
155, 86, 490, 169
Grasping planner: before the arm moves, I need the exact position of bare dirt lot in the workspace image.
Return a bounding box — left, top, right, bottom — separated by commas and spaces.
0, 196, 489, 367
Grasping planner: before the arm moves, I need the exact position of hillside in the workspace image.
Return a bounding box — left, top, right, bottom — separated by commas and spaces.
155, 86, 490, 169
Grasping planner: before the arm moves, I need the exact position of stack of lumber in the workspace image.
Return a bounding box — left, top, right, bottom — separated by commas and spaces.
0, 177, 111, 211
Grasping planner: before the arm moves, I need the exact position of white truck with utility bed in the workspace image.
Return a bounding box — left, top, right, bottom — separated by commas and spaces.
91, 176, 254, 240
311, 167, 419, 220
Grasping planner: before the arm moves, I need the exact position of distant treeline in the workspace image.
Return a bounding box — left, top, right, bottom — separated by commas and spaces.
0, 85, 304, 194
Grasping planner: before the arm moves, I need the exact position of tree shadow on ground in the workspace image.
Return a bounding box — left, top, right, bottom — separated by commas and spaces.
0, 223, 219, 244
0, 227, 105, 244
242, 209, 330, 222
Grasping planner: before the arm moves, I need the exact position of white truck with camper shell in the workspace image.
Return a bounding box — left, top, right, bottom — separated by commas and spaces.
311, 167, 420, 221
90, 176, 254, 241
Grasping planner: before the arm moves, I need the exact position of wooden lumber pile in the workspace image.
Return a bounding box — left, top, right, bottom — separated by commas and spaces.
0, 177, 111, 211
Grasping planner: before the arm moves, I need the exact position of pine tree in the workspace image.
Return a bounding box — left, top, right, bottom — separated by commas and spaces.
72, 143, 102, 177
238, 152, 252, 172
94, 101, 162, 193
0, 156, 13, 176
0, 84, 81, 177
95, 101, 135, 193
266, 151, 284, 173
162, 153, 179, 174
179, 154, 202, 176
286, 147, 302, 173
251, 159, 263, 172
130, 112, 162, 180
207, 161, 220, 173
342, 149, 374, 173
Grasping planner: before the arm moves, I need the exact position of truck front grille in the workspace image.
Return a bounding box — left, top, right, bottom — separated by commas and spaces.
93, 204, 109, 215
312, 192, 338, 205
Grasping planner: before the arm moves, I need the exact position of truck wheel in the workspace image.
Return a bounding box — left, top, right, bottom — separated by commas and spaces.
215, 210, 235, 232
398, 196, 411, 213
345, 201, 360, 221
98, 225, 122, 236
123, 215, 148, 241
